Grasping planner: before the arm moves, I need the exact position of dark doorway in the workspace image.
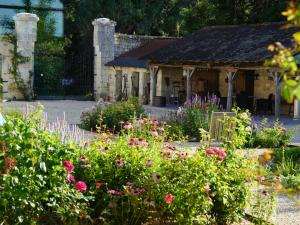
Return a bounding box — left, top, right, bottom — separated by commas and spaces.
235, 70, 255, 111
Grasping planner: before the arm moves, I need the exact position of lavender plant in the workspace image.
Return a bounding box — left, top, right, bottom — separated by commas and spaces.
24, 104, 86, 145
168, 94, 222, 141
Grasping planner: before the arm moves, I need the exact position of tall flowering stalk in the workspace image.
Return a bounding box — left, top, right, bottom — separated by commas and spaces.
24, 104, 86, 145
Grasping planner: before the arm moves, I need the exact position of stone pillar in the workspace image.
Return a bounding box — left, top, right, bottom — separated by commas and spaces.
14, 13, 39, 100
127, 72, 132, 98
138, 72, 146, 103
272, 71, 282, 119
225, 69, 237, 112
93, 18, 116, 100
183, 67, 195, 102
294, 99, 300, 119
150, 66, 158, 105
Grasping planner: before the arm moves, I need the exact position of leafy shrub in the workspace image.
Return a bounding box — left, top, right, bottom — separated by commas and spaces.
0, 113, 89, 224
246, 119, 292, 148
168, 94, 221, 141
221, 109, 252, 150
80, 98, 144, 132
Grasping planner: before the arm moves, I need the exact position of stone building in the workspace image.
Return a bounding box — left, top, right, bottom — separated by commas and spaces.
95, 20, 300, 118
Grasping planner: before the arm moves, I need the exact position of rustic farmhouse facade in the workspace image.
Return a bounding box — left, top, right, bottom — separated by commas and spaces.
103, 21, 300, 118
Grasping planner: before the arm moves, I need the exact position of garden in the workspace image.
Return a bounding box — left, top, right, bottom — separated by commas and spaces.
0, 95, 298, 225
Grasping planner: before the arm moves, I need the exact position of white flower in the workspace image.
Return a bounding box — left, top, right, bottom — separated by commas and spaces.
245, 126, 252, 132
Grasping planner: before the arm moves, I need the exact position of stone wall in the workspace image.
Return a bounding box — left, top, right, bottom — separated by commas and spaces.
219, 69, 275, 99
93, 17, 168, 100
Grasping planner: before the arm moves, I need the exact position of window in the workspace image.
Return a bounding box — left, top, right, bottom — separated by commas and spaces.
0, 0, 63, 36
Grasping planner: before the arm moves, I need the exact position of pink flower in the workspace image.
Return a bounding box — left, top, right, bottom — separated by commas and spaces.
150, 130, 158, 136
116, 159, 125, 167
103, 138, 112, 142
261, 190, 269, 196
79, 156, 88, 162
130, 188, 145, 196
146, 160, 153, 166
150, 120, 159, 126
157, 127, 164, 132
281, 127, 288, 132
205, 148, 226, 161
75, 181, 87, 192
165, 194, 174, 204
107, 189, 124, 196
126, 181, 134, 186
257, 176, 265, 182
123, 122, 133, 130
206, 149, 215, 155
63, 160, 74, 173
152, 173, 161, 182
68, 175, 75, 182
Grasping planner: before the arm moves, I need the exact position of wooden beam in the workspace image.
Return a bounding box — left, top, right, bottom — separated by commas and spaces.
183, 67, 196, 101
149, 66, 159, 105
225, 69, 238, 112
271, 71, 282, 119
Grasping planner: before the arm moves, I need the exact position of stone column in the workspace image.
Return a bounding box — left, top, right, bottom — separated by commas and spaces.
138, 72, 146, 103
14, 13, 39, 100
271, 71, 282, 119
294, 99, 300, 119
93, 18, 116, 100
183, 67, 195, 102
225, 69, 237, 112
150, 66, 158, 105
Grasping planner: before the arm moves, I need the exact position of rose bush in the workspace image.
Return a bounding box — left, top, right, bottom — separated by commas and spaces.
0, 113, 90, 224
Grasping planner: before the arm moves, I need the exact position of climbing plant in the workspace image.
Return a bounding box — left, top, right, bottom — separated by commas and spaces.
2, 34, 32, 100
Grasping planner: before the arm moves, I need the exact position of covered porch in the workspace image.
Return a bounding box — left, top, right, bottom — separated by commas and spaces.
148, 65, 300, 119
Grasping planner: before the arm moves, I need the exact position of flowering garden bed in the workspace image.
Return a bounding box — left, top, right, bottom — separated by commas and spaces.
0, 108, 285, 225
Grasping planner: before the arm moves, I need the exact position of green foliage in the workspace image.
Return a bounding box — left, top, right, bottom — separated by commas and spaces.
0, 112, 90, 224
221, 109, 252, 150
246, 119, 292, 148
272, 147, 300, 190
266, 1, 300, 102
80, 98, 144, 132
0, 107, 276, 224
77, 123, 256, 225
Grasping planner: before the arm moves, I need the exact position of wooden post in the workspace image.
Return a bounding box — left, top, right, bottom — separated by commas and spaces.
183, 67, 195, 102
294, 99, 300, 119
272, 71, 282, 119
149, 66, 159, 105
225, 69, 237, 112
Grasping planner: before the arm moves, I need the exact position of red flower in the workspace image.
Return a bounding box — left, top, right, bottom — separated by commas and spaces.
4, 157, 16, 175
63, 160, 74, 173
165, 193, 174, 205
95, 182, 102, 188
75, 181, 87, 192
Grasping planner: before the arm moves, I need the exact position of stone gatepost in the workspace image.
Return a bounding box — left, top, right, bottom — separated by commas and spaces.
93, 18, 116, 100
14, 13, 39, 100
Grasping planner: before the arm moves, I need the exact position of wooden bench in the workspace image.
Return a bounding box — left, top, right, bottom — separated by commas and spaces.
200, 112, 236, 145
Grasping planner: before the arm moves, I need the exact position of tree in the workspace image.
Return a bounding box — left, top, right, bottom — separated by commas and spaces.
266, 0, 300, 102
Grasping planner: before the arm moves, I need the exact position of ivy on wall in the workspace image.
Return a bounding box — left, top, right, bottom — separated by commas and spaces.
2, 34, 32, 100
